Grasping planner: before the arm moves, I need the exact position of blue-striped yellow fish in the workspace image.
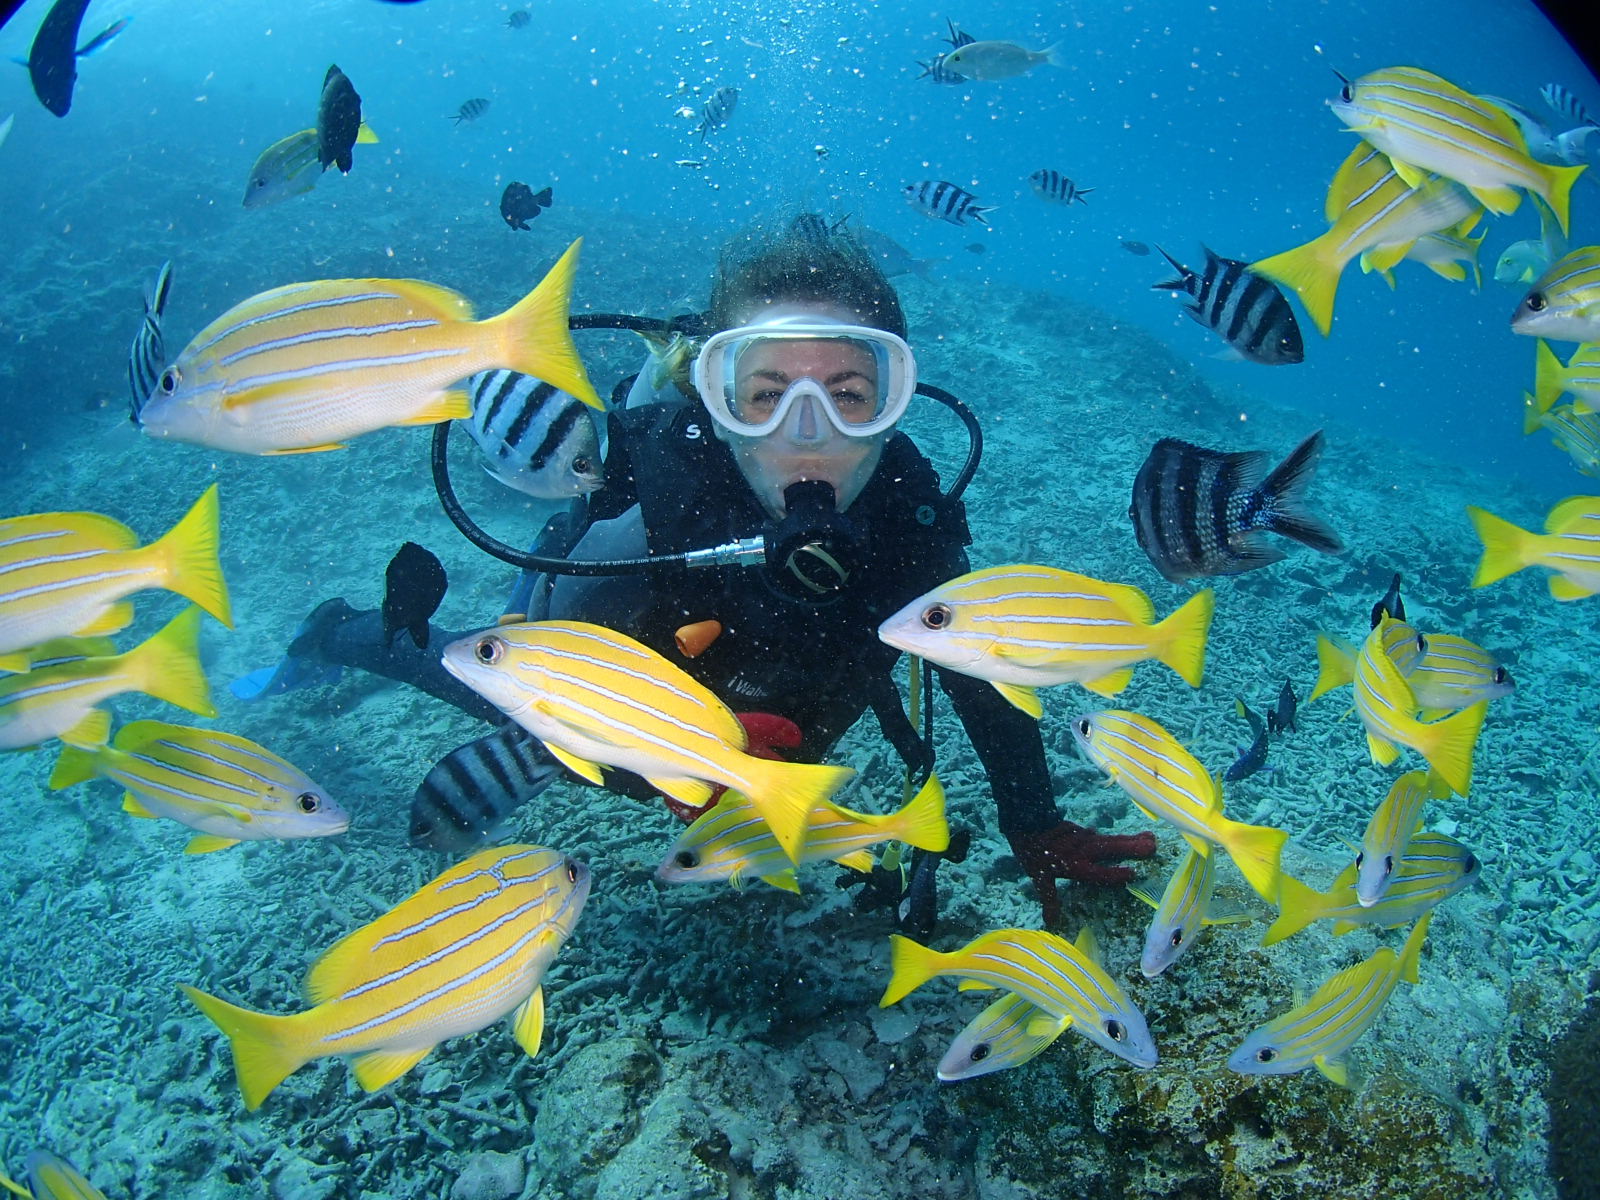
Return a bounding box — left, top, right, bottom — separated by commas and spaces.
1128, 846, 1252, 977
1330, 66, 1584, 232
138, 240, 600, 455
876, 564, 1215, 717
441, 621, 852, 863
1253, 142, 1480, 335
1070, 709, 1287, 903
1, 636, 117, 674
1311, 625, 1511, 713
1469, 495, 1600, 599
937, 989, 1059, 1082
1364, 223, 1486, 288
48, 719, 348, 853
1228, 914, 1431, 1085
656, 773, 948, 893
181, 843, 589, 1110
0, 485, 230, 672
0, 607, 213, 751
1525, 398, 1600, 478
1532, 339, 1600, 414
1511, 247, 1600, 343
1355, 769, 1447, 905
1310, 619, 1426, 702
1353, 617, 1486, 795
243, 123, 380, 209
1265, 833, 1479, 945
881, 926, 1157, 1068
0, 1150, 109, 1200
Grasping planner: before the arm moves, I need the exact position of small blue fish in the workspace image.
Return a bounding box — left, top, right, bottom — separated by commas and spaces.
1224, 697, 1270, 783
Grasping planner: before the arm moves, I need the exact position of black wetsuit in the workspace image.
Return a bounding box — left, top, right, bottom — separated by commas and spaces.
528, 401, 1061, 841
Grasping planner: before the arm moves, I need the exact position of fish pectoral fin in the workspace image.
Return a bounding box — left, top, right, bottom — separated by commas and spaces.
76, 601, 136, 637
989, 680, 1043, 718
833, 849, 876, 873
1024, 1014, 1072, 1039
1362, 241, 1413, 273
394, 389, 473, 427
1465, 184, 1522, 216
184, 833, 242, 854
1081, 667, 1134, 698
545, 743, 606, 785
351, 1045, 434, 1092
1387, 156, 1427, 189
645, 776, 714, 810
511, 987, 545, 1058
121, 792, 158, 818
1313, 1054, 1351, 1087
262, 443, 348, 455
1201, 904, 1256, 927
1548, 573, 1598, 601
1181, 832, 1214, 858
1364, 732, 1400, 766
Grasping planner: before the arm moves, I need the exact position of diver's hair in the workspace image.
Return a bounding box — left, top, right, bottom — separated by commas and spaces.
708, 216, 907, 339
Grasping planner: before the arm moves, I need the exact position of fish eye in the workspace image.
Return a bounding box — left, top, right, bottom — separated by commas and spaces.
673, 850, 697, 869
296, 791, 321, 813
1414, 633, 1427, 654
1076, 718, 1092, 737
1493, 667, 1508, 685
1382, 854, 1394, 878
1354, 851, 1365, 868
573, 456, 591, 473
474, 636, 505, 665
1106, 1019, 1126, 1042
1525, 292, 1547, 312
1463, 853, 1478, 872
566, 859, 581, 883
1255, 1046, 1277, 1064
1169, 929, 1184, 948
1340, 83, 1353, 102
970, 1043, 991, 1062
920, 602, 953, 631
159, 366, 182, 394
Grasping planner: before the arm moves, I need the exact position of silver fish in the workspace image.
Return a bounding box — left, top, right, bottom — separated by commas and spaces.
466, 369, 604, 500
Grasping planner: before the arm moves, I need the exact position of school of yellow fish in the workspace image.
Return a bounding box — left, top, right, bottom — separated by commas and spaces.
4, 62, 1598, 1190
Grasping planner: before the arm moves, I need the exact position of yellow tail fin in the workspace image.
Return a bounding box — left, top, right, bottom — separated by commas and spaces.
740, 757, 853, 864
179, 984, 308, 1111
1251, 235, 1346, 337
1417, 700, 1487, 796
123, 607, 215, 718
1539, 162, 1586, 236
1216, 816, 1287, 905
880, 933, 947, 1007
1261, 873, 1327, 946
148, 484, 233, 628
1466, 506, 1534, 588
1533, 340, 1566, 422
48, 743, 105, 790
1310, 632, 1356, 701
490, 238, 602, 410
1153, 587, 1214, 687
891, 773, 951, 854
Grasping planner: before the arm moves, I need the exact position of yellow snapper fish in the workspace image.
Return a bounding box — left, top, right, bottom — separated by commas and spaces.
48, 719, 349, 853
1362, 224, 1487, 288
243, 122, 380, 209
1329, 66, 1584, 231
1228, 914, 1431, 1086
1264, 833, 1479, 945
1469, 495, 1600, 599
1311, 625, 1512, 713
0, 1151, 109, 1200
1127, 845, 1253, 977
1511, 246, 1600, 342
1252, 142, 1480, 336
0, 606, 213, 751
934, 926, 1108, 1081
1, 635, 116, 674
1524, 398, 1600, 478
138, 239, 601, 455
656, 772, 948, 893
876, 564, 1215, 717
181, 843, 590, 1110
1354, 769, 1449, 906
881, 925, 1158, 1068
1310, 620, 1427, 702
441, 621, 853, 863
1070, 709, 1287, 903
1532, 338, 1600, 414
1352, 617, 1486, 795
0, 484, 231, 672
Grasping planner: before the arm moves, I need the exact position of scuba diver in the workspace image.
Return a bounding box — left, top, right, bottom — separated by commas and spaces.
271, 218, 1156, 931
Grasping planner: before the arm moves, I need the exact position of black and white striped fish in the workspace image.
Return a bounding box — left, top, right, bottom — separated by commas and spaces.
410, 724, 563, 851
918, 22, 974, 85
1542, 82, 1595, 130
698, 86, 738, 140
1128, 431, 1344, 584
466, 369, 604, 500
1153, 246, 1304, 365
127, 259, 172, 424
449, 97, 490, 124
904, 180, 994, 227
1029, 168, 1093, 205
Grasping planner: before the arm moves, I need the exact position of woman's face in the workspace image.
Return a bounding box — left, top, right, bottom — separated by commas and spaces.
715, 302, 890, 519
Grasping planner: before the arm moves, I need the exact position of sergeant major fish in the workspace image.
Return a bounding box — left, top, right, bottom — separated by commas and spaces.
1153, 246, 1304, 364
450, 98, 491, 125
181, 844, 590, 1109
137, 240, 601, 455
903, 180, 995, 228
128, 260, 173, 423
410, 725, 564, 852
465, 369, 604, 499
1029, 169, 1092, 205
697, 86, 737, 139
1129, 431, 1344, 583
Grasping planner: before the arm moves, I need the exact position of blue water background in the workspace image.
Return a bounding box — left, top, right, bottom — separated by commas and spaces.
0, 0, 1596, 492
